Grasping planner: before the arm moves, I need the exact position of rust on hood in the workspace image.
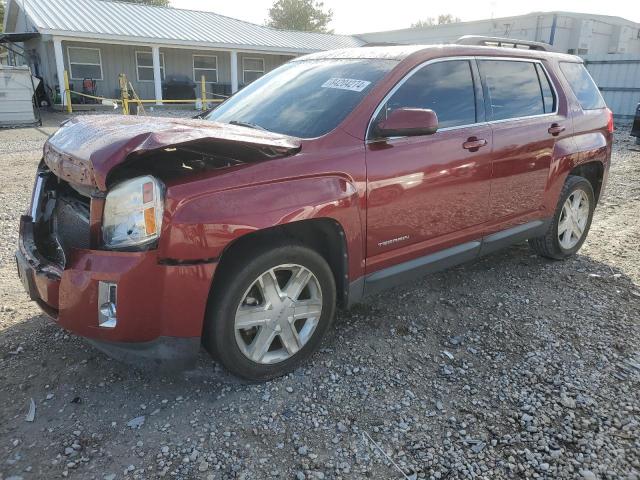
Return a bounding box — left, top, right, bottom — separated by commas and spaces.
43, 115, 302, 191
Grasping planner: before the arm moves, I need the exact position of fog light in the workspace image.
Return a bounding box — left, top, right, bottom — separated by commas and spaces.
98, 281, 117, 328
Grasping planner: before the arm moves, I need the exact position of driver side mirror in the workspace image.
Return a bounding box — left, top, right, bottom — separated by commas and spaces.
373, 108, 439, 138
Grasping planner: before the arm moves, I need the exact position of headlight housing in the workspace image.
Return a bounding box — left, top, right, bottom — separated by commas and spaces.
102, 175, 164, 249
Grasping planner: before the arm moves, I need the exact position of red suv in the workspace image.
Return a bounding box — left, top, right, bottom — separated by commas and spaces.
16, 43, 613, 380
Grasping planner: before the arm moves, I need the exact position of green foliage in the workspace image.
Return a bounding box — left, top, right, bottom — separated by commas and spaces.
267, 0, 333, 33
115, 0, 170, 7
411, 14, 461, 28
0, 0, 5, 32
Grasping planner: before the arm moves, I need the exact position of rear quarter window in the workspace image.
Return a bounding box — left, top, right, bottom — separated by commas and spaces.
559, 62, 606, 110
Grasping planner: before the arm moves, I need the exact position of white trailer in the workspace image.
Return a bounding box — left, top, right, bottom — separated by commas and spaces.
0, 65, 41, 128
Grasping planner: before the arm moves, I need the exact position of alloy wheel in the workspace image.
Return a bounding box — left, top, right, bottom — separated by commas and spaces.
234, 264, 323, 364
558, 189, 590, 250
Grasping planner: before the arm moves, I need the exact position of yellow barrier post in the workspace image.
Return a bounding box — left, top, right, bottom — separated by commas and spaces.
201, 75, 207, 111
119, 73, 130, 115
63, 70, 72, 113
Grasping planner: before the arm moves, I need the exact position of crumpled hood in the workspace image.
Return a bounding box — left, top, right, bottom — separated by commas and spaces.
43, 114, 302, 191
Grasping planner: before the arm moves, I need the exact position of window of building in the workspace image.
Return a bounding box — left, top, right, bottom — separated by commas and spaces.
193, 55, 218, 83
374, 60, 477, 129
242, 57, 265, 84
136, 51, 165, 82
67, 47, 103, 80
479, 60, 546, 121
559, 62, 606, 110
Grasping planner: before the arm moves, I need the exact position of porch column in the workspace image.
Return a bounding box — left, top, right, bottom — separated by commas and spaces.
230, 50, 238, 94
152, 46, 163, 106
53, 38, 66, 106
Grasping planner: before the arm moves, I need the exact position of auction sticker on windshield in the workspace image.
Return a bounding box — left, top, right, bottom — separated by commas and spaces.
321, 78, 372, 92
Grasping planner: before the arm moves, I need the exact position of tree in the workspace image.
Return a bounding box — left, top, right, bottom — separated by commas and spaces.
437, 14, 461, 24
411, 18, 436, 28
0, 0, 5, 32
115, 0, 170, 7
267, 0, 333, 33
411, 14, 461, 28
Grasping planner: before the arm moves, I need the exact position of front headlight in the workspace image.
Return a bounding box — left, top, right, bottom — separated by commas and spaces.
102, 175, 164, 249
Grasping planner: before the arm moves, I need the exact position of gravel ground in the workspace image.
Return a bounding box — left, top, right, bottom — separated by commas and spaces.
0, 111, 639, 480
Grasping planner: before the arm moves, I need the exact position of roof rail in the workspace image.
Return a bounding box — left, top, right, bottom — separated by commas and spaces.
455, 35, 554, 52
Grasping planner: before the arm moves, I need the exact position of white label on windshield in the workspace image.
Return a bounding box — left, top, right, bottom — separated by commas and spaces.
321, 77, 371, 92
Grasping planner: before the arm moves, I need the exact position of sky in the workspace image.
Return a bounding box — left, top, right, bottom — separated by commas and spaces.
172, 0, 640, 34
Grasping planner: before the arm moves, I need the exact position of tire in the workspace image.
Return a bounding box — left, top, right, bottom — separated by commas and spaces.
203, 243, 336, 381
529, 175, 595, 260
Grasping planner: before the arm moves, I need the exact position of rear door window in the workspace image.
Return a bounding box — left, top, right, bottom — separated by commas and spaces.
373, 60, 477, 131
479, 60, 546, 121
559, 62, 606, 110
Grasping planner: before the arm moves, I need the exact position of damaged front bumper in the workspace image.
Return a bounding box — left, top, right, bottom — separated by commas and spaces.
16, 215, 216, 370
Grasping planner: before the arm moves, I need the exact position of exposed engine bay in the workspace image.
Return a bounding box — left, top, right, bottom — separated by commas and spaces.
30, 169, 91, 267
106, 143, 247, 186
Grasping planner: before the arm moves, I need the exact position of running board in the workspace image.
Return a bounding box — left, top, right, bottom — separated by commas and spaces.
479, 219, 549, 256
357, 219, 550, 300
364, 241, 481, 296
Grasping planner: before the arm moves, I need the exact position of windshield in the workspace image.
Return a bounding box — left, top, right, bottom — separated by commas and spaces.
206, 59, 397, 138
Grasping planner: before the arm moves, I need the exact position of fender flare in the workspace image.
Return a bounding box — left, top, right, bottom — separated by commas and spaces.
544, 132, 609, 213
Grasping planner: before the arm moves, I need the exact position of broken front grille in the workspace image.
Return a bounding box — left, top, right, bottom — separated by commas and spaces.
32, 171, 91, 267
53, 196, 91, 254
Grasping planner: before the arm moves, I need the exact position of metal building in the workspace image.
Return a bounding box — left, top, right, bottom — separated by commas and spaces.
582, 54, 640, 117
358, 12, 640, 55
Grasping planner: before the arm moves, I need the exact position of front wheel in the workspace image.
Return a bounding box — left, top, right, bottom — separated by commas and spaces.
529, 175, 595, 260
203, 244, 336, 380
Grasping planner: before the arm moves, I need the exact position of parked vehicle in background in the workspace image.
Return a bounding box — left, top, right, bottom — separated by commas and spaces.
16, 41, 613, 380
631, 102, 640, 145
0, 66, 42, 127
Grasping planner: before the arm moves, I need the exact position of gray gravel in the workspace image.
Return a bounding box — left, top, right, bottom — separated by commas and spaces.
0, 112, 639, 479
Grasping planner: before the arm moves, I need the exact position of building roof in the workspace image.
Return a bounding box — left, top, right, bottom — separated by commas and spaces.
5, 0, 363, 54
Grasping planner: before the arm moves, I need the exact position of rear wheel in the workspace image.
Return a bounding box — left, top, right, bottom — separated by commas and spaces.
203, 244, 336, 380
529, 175, 595, 259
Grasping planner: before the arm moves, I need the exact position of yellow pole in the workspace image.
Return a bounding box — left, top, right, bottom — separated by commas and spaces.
119, 73, 130, 115
201, 75, 206, 111
63, 70, 72, 113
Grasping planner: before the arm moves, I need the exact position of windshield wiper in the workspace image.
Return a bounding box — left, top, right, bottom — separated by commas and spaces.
228, 120, 266, 131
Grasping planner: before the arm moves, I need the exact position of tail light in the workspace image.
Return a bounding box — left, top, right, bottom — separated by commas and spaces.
606, 108, 614, 134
